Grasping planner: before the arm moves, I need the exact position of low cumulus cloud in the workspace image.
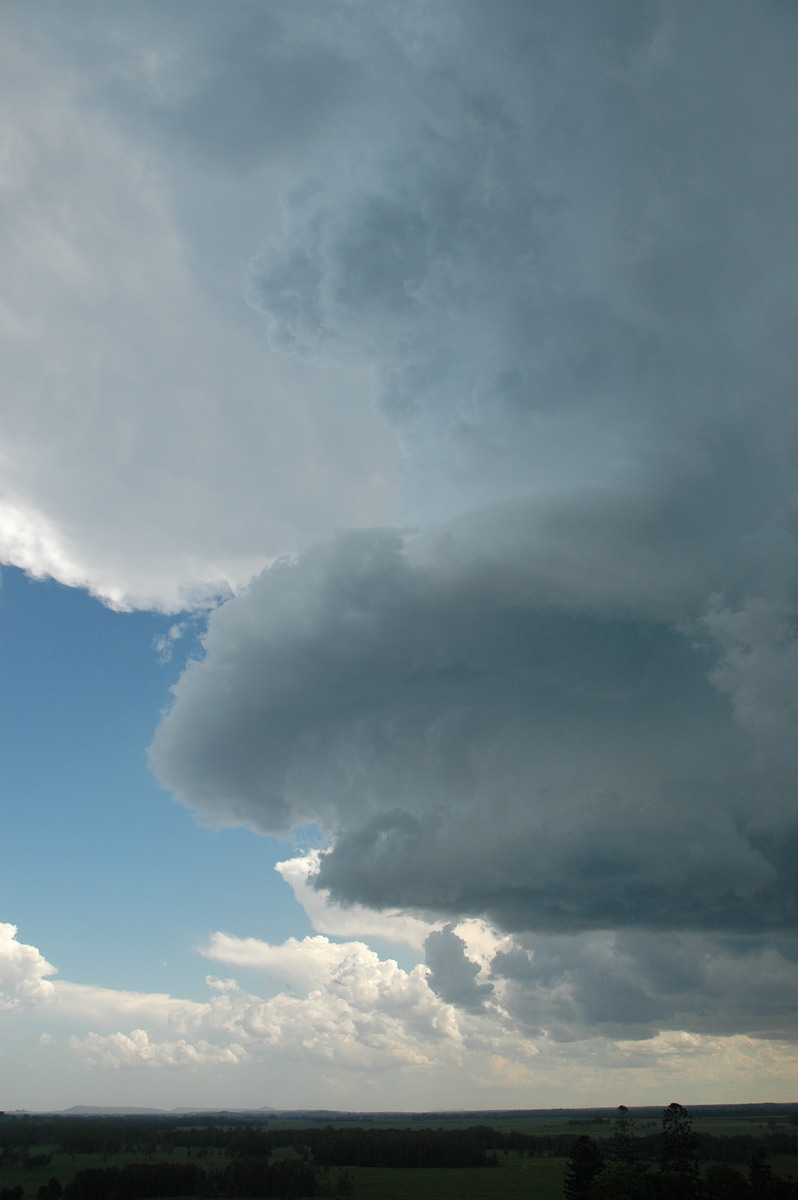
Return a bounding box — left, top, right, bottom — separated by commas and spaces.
62, 932, 465, 1076
69, 1029, 248, 1071
0, 924, 57, 1010
151, 0, 798, 1048
4, 916, 796, 1107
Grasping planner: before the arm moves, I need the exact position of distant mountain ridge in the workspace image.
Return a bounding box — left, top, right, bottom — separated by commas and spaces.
61, 1107, 173, 1116
56, 1106, 278, 1116
13, 1101, 796, 1120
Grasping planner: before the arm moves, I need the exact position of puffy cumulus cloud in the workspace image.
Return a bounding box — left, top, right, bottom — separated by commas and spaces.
201, 931, 426, 1002
200, 934, 460, 1058
0, 923, 57, 1010
0, 2, 396, 610
47, 968, 798, 1100
40, 931, 465, 1078
69, 1029, 247, 1071
8, 919, 798, 1105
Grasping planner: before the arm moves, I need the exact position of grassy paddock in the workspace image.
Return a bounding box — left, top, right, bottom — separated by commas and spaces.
333, 1154, 566, 1200
0, 1150, 565, 1200
773, 1154, 798, 1181
0, 1146, 231, 1197
2, 1108, 797, 1200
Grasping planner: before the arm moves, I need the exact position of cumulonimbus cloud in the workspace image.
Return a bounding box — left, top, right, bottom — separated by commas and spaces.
150, 521, 795, 932
150, 2, 798, 1046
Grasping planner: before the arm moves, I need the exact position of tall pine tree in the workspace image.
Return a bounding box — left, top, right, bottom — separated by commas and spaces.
564, 1135, 604, 1200
659, 1102, 700, 1197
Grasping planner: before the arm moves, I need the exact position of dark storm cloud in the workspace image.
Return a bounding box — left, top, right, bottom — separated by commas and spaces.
70, 1, 365, 170
151, 520, 794, 935
151, 0, 798, 1036
249, 0, 798, 533
491, 930, 798, 1042
424, 925, 493, 1012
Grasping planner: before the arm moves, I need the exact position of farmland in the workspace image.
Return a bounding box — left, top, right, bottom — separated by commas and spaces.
1, 1104, 797, 1199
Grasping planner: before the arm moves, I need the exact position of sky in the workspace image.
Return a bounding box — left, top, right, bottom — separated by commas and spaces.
1, 0, 798, 1113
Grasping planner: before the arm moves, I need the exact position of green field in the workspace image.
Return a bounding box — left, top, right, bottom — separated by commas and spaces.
0, 1149, 565, 1200
333, 1155, 565, 1200
2, 1105, 797, 1199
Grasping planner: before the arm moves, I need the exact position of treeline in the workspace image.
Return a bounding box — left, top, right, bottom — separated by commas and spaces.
556, 1127, 798, 1167
61, 1159, 319, 1200
5, 1113, 797, 1168
23, 1138, 494, 1200
2, 1107, 798, 1199
160, 1124, 497, 1169
0, 1123, 501, 1200
563, 1104, 798, 1200
307, 1126, 497, 1168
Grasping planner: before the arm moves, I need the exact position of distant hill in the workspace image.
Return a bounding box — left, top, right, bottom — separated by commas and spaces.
60, 1106, 168, 1116
15, 1100, 795, 1121
56, 1105, 278, 1116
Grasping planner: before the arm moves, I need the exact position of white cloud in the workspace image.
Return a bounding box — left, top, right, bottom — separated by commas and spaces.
276, 851, 435, 951
53, 925, 798, 1090
4, 918, 797, 1107
69, 1028, 248, 1071
50, 981, 207, 1032
0, 6, 397, 611
0, 923, 56, 1010
48, 934, 463, 1078
200, 934, 461, 1063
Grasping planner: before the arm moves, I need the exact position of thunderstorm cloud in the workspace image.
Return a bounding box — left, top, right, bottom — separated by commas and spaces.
91, 0, 798, 1044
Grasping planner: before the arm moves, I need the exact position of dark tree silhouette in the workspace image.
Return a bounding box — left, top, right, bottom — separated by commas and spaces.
749, 1148, 774, 1200
593, 1160, 656, 1200
611, 1104, 636, 1164
659, 1102, 700, 1197
564, 1135, 604, 1200
704, 1162, 752, 1199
